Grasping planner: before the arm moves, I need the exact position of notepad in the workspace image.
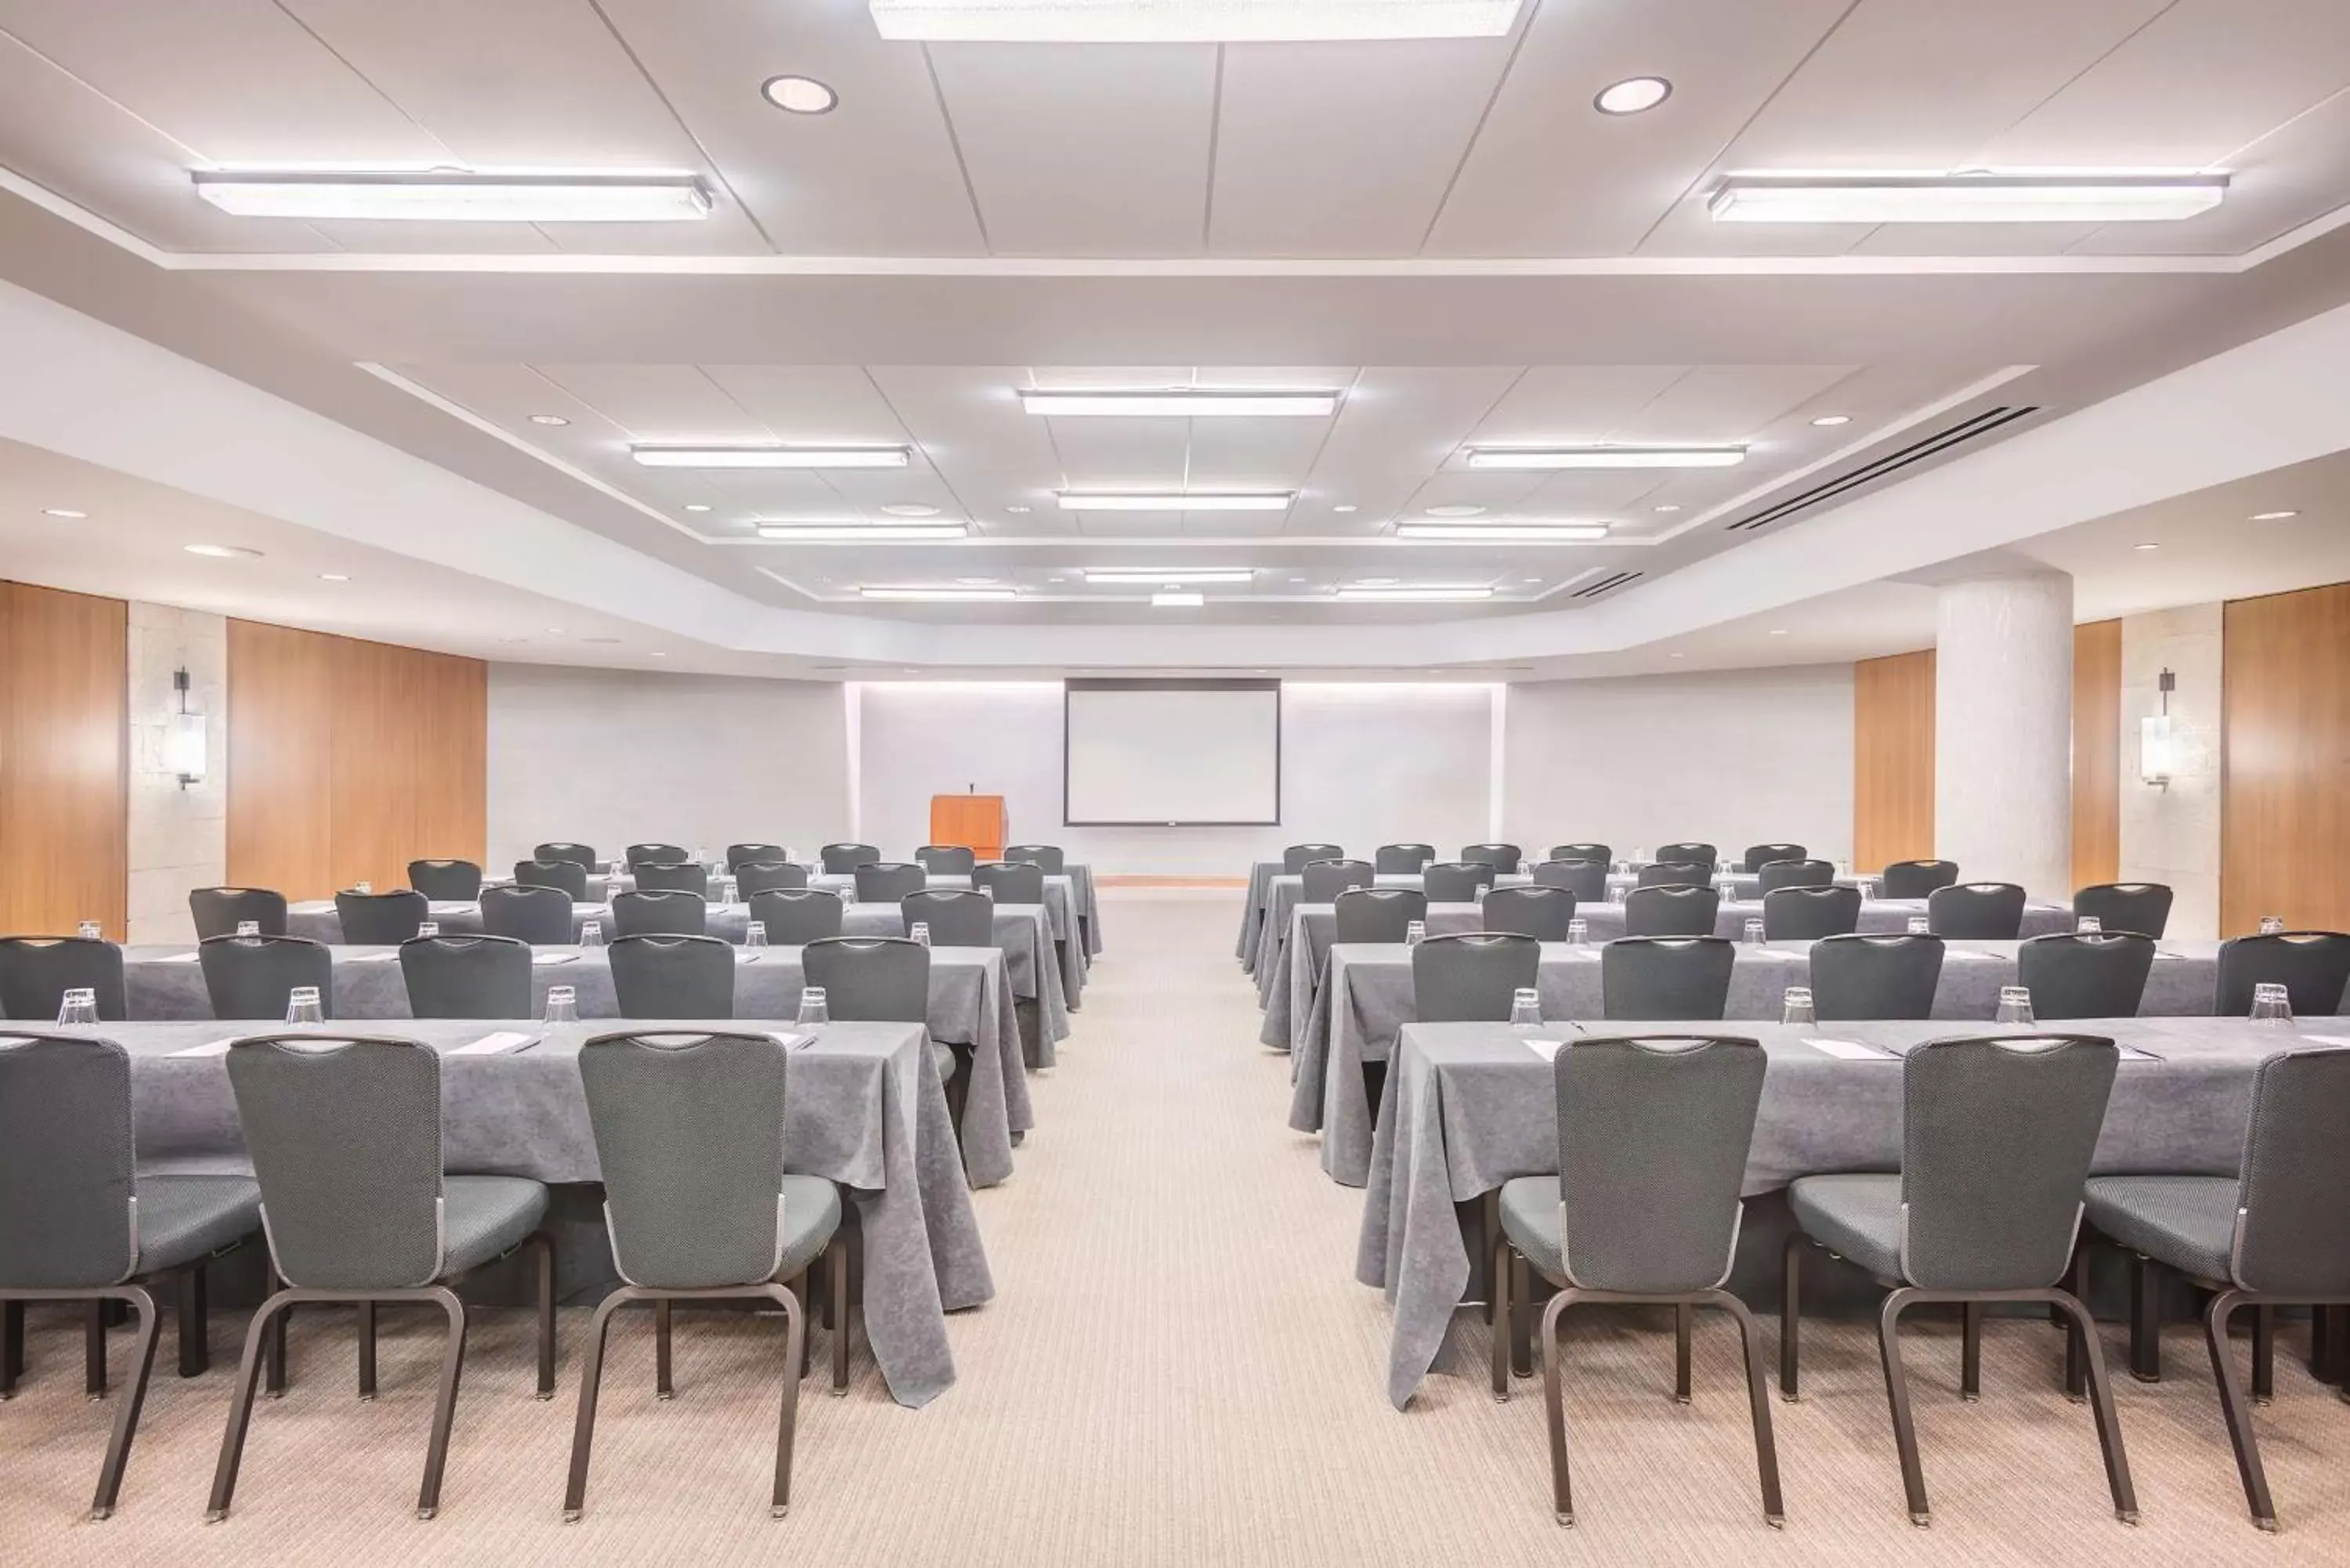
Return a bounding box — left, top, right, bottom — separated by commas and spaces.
2117, 1046, 2162, 1062
766, 1031, 813, 1052
2298, 1031, 2350, 1048
532, 952, 578, 966
171, 1039, 237, 1058
345, 952, 398, 963
450, 1031, 537, 1057
1806, 1038, 1897, 1061
1523, 1037, 1567, 1061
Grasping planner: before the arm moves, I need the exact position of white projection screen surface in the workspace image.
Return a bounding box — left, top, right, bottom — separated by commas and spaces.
1064, 680, 1281, 826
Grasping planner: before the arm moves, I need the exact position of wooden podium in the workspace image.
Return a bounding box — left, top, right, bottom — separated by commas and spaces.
929, 794, 1007, 862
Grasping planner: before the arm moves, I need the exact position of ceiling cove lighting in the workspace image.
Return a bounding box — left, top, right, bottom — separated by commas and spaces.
1707, 172, 2229, 225
634, 445, 909, 469
1336, 585, 1494, 602
1055, 492, 1292, 511
1151, 591, 1206, 608
1395, 521, 1610, 541
1018, 389, 1338, 417
756, 522, 967, 540
1466, 446, 1745, 470
1083, 568, 1254, 585
868, 1, 1524, 44
2251, 510, 2298, 521
42, 508, 87, 518
190, 169, 714, 222
184, 544, 262, 559
860, 586, 1018, 602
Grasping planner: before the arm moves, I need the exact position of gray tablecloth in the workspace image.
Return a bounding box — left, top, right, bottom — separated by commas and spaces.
81, 1018, 988, 1408
1249, 873, 1537, 996
812, 875, 1094, 1005
579, 863, 1104, 959
1360, 1015, 2337, 1409
116, 945, 1032, 1190
1296, 938, 2230, 1188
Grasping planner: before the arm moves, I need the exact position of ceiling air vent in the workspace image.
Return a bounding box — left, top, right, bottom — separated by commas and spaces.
1726, 405, 2041, 533
1572, 570, 1643, 600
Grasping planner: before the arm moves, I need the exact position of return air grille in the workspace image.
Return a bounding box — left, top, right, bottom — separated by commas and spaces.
1571, 570, 1644, 599
1726, 405, 2041, 533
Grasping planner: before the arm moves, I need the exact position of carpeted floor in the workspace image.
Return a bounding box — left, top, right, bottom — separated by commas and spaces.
5, 893, 2346, 1565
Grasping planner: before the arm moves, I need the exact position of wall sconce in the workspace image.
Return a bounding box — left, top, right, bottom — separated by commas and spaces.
164, 667, 207, 788
2138, 667, 2176, 789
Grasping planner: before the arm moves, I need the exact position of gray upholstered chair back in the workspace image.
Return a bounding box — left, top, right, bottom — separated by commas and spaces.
0, 1035, 136, 1288
915, 845, 977, 875
747, 889, 844, 946
514, 858, 589, 900
480, 883, 574, 945
1742, 843, 1807, 873
1334, 887, 1425, 944
1411, 932, 1539, 1023
407, 859, 483, 901
1282, 844, 1344, 874
819, 843, 880, 874
1898, 1035, 2118, 1290
534, 842, 597, 870
632, 861, 710, 898
1421, 862, 1494, 903
608, 934, 734, 1020
1459, 844, 1523, 873
1655, 842, 1718, 868
1480, 884, 1577, 941
1926, 882, 2026, 940
1549, 843, 1611, 866
1882, 859, 1961, 900
337, 889, 429, 945
1531, 858, 1607, 901
973, 862, 1044, 903
1374, 844, 1435, 875
1757, 858, 1836, 894
853, 862, 927, 904
0, 937, 127, 1023
736, 861, 809, 897
2214, 932, 2350, 1017
1553, 1035, 1766, 1292
625, 843, 689, 869
2230, 1048, 2350, 1295
400, 936, 533, 1020
226, 1035, 446, 1290
2071, 882, 2173, 939
1623, 885, 1720, 938
725, 844, 785, 872
579, 1031, 793, 1292
1300, 859, 1375, 902
2018, 933, 2155, 1020
902, 888, 994, 946
1636, 861, 1712, 890
1003, 844, 1065, 874
802, 937, 928, 1024
1762, 885, 1861, 941
189, 886, 287, 941
611, 889, 708, 939
199, 935, 332, 1021
1601, 937, 1736, 1021
1809, 934, 1943, 1021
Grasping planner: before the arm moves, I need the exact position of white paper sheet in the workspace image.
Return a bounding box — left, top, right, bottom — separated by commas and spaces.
1523, 1037, 1567, 1060
1806, 1038, 1896, 1061
451, 1031, 537, 1057
170, 1039, 237, 1058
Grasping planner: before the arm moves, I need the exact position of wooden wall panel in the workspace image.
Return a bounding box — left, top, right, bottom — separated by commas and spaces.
1853, 649, 1936, 871
0, 582, 127, 937
226, 620, 334, 897
2222, 583, 2350, 934
2071, 619, 2122, 891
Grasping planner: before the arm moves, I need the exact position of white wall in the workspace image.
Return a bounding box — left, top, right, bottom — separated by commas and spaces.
2118, 603, 2223, 938
854, 682, 1499, 876
125, 602, 226, 942
486, 664, 850, 871
1502, 666, 1856, 864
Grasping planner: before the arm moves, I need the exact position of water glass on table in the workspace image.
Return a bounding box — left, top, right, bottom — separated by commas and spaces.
1781, 986, 1816, 1027
1995, 985, 2035, 1025
1566, 918, 1588, 947
416, 920, 439, 939
1508, 986, 1543, 1031
797, 986, 830, 1027
1404, 919, 1426, 946
579, 920, 604, 949
910, 921, 931, 948
1907, 916, 1931, 935
2076, 915, 2102, 934
77, 920, 102, 941
744, 921, 767, 951
1743, 918, 1766, 946
285, 985, 324, 1026
543, 985, 579, 1024
55, 987, 99, 1027
2258, 916, 2287, 936
2249, 982, 2294, 1026
237, 919, 260, 938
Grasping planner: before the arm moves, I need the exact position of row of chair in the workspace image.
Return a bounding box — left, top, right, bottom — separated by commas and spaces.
1289, 842, 1858, 876
524, 842, 1069, 876
1484, 1030, 2350, 1533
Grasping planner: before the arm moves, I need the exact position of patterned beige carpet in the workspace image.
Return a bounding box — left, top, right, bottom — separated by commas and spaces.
5, 893, 2346, 1566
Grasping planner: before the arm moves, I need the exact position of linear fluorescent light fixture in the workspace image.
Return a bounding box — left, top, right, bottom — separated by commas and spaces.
1466, 446, 1744, 470
634, 446, 909, 469
1082, 568, 1254, 585
757, 522, 967, 541
1151, 591, 1207, 608
1057, 492, 1292, 511
1394, 522, 1610, 541
1019, 390, 1338, 417
191, 168, 712, 222
869, 0, 1523, 43
1707, 172, 2229, 225
1336, 585, 1494, 602
861, 586, 1018, 602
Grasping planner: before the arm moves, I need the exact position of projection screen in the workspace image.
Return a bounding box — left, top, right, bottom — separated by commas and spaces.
1064, 679, 1281, 826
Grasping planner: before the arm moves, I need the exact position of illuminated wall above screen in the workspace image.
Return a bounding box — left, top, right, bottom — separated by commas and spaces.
1064, 680, 1281, 827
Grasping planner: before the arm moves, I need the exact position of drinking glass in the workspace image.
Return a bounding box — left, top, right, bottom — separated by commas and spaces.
354, 880, 372, 895
977, 883, 996, 899
744, 921, 768, 950
2076, 915, 2102, 935
579, 919, 604, 949
416, 920, 439, 939
692, 847, 708, 868
1567, 918, 1589, 947
1743, 918, 1766, 946
1717, 859, 1734, 876
1403, 919, 1426, 946
1781, 986, 1816, 1027
2258, 916, 2287, 936
285, 986, 324, 1026
1907, 916, 1931, 936
2249, 982, 2294, 1026
911, 921, 932, 948
1508, 987, 1542, 1031
719, 876, 739, 905
543, 985, 578, 1024
797, 986, 830, 1027
56, 987, 99, 1027
784, 846, 798, 865
1857, 876, 1878, 901
77, 920, 102, 941
236, 919, 260, 938
1632, 847, 1650, 866
1995, 985, 2034, 1025
1610, 881, 1626, 905
1835, 860, 1852, 879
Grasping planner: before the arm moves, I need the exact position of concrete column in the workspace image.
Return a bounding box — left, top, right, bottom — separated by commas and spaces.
1935, 572, 2073, 898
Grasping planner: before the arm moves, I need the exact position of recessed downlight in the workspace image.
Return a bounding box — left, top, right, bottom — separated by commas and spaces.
2135, 542, 2160, 551
1768, 628, 1789, 636
1809, 414, 1852, 427
684, 504, 713, 513
762, 74, 839, 114
319, 573, 351, 582
1005, 504, 1032, 514
1653, 503, 1683, 513
1332, 504, 1358, 514
2251, 510, 2298, 521
184, 544, 261, 559
529, 413, 570, 426
1593, 76, 1671, 115
42, 507, 88, 518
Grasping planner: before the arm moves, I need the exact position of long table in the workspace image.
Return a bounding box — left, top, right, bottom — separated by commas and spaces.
86, 1018, 987, 1408
805, 874, 1093, 1006
1360, 1015, 2345, 1409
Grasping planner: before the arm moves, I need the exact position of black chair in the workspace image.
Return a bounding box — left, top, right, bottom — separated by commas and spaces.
2019, 933, 2155, 1020
1282, 844, 1344, 875
610, 890, 707, 939
1003, 844, 1066, 875
0, 936, 127, 1022
336, 890, 428, 946
407, 860, 483, 901
632, 862, 710, 898
725, 844, 786, 872
188, 887, 287, 941
819, 844, 880, 875
1422, 862, 1495, 903
1460, 844, 1523, 874
748, 889, 845, 947
1531, 859, 1607, 902
479, 885, 574, 945
625, 844, 689, 869
1549, 843, 1611, 867
399, 936, 533, 1020
1926, 882, 2026, 940
1412, 933, 1539, 1022
1742, 844, 1807, 873
514, 858, 589, 901
1808, 934, 1943, 1021
1882, 859, 1961, 900
736, 861, 809, 897
1655, 842, 1718, 869
1334, 887, 1425, 945
1491, 1035, 1781, 1526
1480, 885, 1576, 941
608, 935, 733, 1019
1601, 937, 1735, 1021
1624, 886, 1719, 939
1762, 886, 1861, 941
2214, 931, 2350, 1017
1756, 859, 1835, 894
915, 846, 976, 876
853, 863, 926, 904
534, 842, 598, 871
1637, 862, 1712, 890
198, 936, 331, 1021
2071, 883, 2174, 940
902, 889, 995, 947
972, 862, 1044, 904
1300, 859, 1375, 902
1375, 844, 1436, 875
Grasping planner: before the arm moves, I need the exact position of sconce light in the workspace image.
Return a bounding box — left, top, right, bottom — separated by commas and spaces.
164, 667, 207, 788
2138, 667, 2176, 789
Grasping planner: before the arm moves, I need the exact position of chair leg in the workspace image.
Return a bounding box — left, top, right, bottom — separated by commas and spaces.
205, 1288, 295, 1521
1878, 1290, 1931, 1526
1713, 1290, 1786, 1528
1961, 1302, 1982, 1401
2048, 1288, 2139, 1524
1778, 1234, 1802, 1402
90, 1288, 160, 1520
2205, 1290, 2277, 1530
1510, 1253, 1533, 1379
827, 1238, 851, 1396
358, 1300, 378, 1400
769, 1283, 804, 1519
2251, 1305, 2275, 1405
532, 1234, 557, 1400
2317, 1304, 2350, 1386
265, 1269, 287, 1398
1489, 1234, 1511, 1402
2063, 1245, 2089, 1400
1675, 1302, 1694, 1404
1, 1299, 21, 1396
655, 1300, 674, 1400
1538, 1289, 1575, 1526
2128, 1252, 2161, 1383
177, 1264, 210, 1378
414, 1288, 468, 1520
562, 1289, 632, 1521
85, 1299, 107, 1399
790, 1274, 813, 1378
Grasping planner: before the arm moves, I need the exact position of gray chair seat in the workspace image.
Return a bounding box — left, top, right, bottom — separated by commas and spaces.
776, 1174, 844, 1282
439, 1176, 551, 1278
1497, 1175, 1564, 1277
2082, 1174, 2239, 1282
136, 1174, 262, 1273
1787, 1173, 1905, 1281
